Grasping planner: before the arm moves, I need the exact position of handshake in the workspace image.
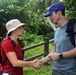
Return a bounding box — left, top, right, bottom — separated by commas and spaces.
30, 52, 60, 69
31, 59, 42, 69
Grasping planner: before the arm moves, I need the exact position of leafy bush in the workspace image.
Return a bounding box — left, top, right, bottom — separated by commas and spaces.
20, 31, 43, 47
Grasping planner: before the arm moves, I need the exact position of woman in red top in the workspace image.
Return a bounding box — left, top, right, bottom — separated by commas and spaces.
1, 19, 40, 75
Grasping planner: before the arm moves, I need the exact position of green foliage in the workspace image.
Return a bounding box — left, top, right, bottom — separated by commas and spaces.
23, 41, 53, 75
20, 31, 43, 47
61, 0, 76, 19
0, 0, 53, 42
24, 64, 52, 75
0, 0, 76, 42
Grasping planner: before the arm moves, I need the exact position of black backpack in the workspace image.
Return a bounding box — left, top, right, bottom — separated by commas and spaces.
66, 18, 76, 47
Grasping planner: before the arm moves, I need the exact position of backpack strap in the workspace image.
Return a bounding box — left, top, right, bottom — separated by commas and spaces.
0, 45, 2, 64
7, 37, 16, 48
66, 18, 76, 47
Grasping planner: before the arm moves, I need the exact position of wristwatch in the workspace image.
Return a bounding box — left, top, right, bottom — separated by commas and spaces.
59, 53, 63, 59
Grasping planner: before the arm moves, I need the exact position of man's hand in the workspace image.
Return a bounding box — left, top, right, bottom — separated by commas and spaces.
48, 53, 60, 61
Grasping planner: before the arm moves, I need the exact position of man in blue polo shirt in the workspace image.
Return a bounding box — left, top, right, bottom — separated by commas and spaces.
39, 2, 76, 75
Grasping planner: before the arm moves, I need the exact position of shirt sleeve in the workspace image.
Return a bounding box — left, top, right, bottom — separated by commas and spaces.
2, 40, 15, 53
54, 29, 57, 46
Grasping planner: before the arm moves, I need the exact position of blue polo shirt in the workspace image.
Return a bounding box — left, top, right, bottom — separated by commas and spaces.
52, 23, 76, 75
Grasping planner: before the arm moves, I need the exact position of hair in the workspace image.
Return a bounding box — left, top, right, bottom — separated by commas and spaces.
7, 31, 13, 36
61, 9, 65, 16
55, 7, 65, 16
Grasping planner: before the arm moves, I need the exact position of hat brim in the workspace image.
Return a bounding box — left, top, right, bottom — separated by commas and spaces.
44, 10, 53, 17
7, 23, 25, 35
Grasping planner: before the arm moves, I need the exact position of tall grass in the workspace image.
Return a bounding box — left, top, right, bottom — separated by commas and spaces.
24, 62, 52, 75
23, 42, 53, 75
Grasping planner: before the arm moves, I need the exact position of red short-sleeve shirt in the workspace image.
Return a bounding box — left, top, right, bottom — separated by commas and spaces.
1, 38, 24, 75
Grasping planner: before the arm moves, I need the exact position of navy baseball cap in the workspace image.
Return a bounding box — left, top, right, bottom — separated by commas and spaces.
44, 2, 65, 17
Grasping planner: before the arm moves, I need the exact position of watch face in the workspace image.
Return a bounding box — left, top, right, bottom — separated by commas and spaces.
59, 53, 63, 59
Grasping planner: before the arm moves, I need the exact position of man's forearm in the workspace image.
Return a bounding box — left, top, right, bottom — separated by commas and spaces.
40, 55, 52, 64
40, 46, 56, 64
62, 48, 76, 58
